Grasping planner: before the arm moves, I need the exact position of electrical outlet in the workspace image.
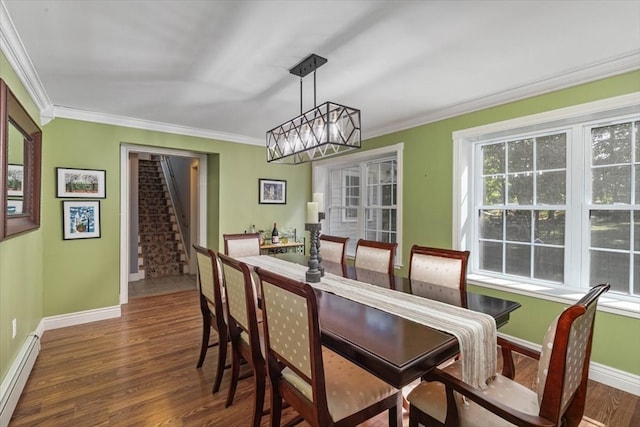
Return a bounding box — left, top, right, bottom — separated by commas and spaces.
12, 318, 17, 339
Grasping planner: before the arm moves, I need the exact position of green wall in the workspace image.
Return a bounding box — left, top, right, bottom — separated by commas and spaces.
1, 43, 638, 388
0, 53, 45, 383
41, 119, 310, 315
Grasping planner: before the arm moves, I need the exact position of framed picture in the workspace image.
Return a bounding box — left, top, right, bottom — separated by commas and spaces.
62, 200, 101, 240
6, 199, 23, 215
7, 164, 23, 196
56, 167, 106, 198
259, 178, 286, 204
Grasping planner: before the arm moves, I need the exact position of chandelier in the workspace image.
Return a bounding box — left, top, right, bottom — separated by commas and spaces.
266, 54, 361, 164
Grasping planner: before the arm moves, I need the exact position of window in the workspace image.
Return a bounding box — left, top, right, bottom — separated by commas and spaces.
455, 94, 640, 300
313, 144, 403, 261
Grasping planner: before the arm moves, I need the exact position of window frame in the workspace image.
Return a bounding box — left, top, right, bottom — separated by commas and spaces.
313, 143, 404, 265
453, 93, 640, 317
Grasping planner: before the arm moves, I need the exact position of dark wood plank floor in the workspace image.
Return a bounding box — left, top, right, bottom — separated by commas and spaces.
10, 289, 639, 426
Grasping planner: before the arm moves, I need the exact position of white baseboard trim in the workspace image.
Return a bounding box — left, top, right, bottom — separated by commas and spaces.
0, 335, 40, 426
128, 271, 145, 282
499, 332, 640, 396
41, 305, 121, 331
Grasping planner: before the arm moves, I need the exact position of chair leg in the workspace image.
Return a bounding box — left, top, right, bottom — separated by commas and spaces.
212, 331, 228, 393
270, 385, 282, 427
196, 314, 211, 368
390, 393, 402, 427
408, 404, 419, 427
225, 344, 241, 407
251, 364, 266, 427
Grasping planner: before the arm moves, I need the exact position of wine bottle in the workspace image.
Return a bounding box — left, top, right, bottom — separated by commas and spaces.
271, 222, 279, 244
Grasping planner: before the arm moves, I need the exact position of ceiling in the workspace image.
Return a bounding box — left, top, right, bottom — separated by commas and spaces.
1, 0, 639, 146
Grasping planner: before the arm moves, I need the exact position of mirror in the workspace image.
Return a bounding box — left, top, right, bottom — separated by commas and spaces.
0, 79, 42, 240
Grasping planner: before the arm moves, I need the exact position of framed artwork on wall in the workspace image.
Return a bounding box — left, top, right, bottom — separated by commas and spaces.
62, 200, 101, 240
259, 178, 286, 204
7, 164, 23, 196
56, 167, 106, 198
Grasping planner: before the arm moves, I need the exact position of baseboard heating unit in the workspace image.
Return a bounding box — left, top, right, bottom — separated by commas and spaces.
0, 334, 40, 427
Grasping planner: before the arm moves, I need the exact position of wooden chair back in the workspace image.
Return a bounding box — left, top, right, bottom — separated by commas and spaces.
218, 253, 266, 426
223, 232, 261, 257
536, 283, 610, 426
255, 267, 401, 426
408, 245, 470, 290
354, 239, 397, 275
318, 234, 349, 277
193, 244, 229, 392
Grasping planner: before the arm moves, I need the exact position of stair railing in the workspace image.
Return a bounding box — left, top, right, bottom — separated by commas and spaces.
159, 155, 190, 263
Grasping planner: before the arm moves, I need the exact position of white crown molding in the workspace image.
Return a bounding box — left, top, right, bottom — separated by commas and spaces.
53, 105, 264, 146
366, 51, 640, 140
498, 332, 640, 397
0, 0, 52, 123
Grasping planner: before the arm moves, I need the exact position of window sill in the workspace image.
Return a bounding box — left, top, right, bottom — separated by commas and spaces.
467, 273, 640, 319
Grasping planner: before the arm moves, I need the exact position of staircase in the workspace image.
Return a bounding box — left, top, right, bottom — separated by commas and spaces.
137, 158, 187, 279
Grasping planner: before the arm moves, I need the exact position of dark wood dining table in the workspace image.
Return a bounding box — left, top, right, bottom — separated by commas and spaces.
254, 254, 521, 388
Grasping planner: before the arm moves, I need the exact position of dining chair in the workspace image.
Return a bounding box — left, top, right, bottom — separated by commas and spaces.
223, 232, 261, 257
354, 239, 397, 286
254, 266, 403, 427
217, 253, 266, 427
406, 283, 610, 427
193, 244, 229, 394
318, 234, 349, 277
408, 245, 470, 307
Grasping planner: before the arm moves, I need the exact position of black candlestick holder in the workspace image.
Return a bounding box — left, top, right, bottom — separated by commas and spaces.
305, 222, 322, 283
316, 212, 326, 276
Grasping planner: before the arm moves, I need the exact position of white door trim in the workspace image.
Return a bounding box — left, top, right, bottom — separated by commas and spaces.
119, 144, 208, 304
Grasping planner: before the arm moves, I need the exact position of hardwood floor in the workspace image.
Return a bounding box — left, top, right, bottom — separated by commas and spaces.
10, 289, 639, 426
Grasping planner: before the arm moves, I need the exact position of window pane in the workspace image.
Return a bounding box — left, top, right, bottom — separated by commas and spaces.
482, 144, 504, 174
534, 246, 564, 283
506, 210, 531, 242
368, 185, 378, 206
592, 165, 631, 204
537, 170, 566, 204
634, 254, 639, 296
508, 139, 533, 173
380, 161, 394, 183
590, 250, 630, 294
534, 210, 565, 245
479, 241, 502, 273
591, 210, 630, 250
390, 209, 396, 232
507, 173, 533, 204
592, 122, 632, 166
506, 243, 530, 277
483, 176, 504, 205
479, 210, 503, 240
635, 211, 640, 251
537, 133, 566, 170
381, 184, 393, 205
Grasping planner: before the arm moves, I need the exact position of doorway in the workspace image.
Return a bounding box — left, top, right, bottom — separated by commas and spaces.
119, 144, 208, 304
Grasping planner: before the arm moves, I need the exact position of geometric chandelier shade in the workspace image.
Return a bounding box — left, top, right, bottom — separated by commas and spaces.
266, 53, 361, 164
266, 101, 361, 164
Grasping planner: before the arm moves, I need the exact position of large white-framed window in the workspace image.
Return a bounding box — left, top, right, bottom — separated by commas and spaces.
454, 93, 640, 306
313, 143, 403, 263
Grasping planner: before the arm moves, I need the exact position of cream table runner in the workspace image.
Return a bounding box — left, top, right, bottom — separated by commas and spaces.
238, 255, 497, 390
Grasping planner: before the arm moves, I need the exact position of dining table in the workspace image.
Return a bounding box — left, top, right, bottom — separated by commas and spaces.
239, 253, 521, 389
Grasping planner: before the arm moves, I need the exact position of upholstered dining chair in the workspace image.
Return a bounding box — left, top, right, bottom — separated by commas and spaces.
406, 283, 610, 427
193, 244, 229, 394
217, 253, 266, 427
354, 239, 397, 286
254, 266, 403, 427
223, 232, 261, 257
408, 245, 470, 307
318, 234, 349, 277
